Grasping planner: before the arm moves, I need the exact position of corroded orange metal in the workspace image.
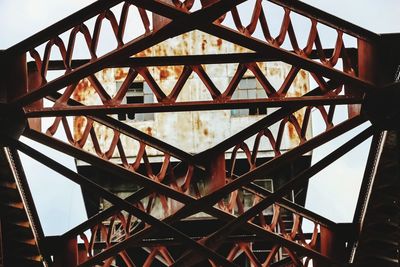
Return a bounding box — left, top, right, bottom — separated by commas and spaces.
1, 0, 393, 266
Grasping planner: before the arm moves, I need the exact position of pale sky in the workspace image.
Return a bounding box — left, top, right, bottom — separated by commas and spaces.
1, 1, 399, 235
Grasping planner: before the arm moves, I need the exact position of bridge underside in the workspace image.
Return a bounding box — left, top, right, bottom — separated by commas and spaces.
0, 0, 399, 266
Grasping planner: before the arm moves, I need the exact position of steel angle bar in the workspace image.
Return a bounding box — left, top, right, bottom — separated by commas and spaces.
173, 126, 375, 266
165, 115, 367, 230
24, 95, 362, 117
12, 138, 236, 267
11, 0, 245, 107
197, 81, 342, 159
23, 130, 333, 264
201, 24, 375, 91
26, 49, 358, 71
42, 93, 200, 167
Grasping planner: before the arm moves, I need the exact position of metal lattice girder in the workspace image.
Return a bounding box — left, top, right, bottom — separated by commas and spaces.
7, 0, 246, 107
21, 112, 365, 265
1, 0, 400, 266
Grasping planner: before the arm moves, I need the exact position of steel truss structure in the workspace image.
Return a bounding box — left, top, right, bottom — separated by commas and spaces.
0, 0, 398, 266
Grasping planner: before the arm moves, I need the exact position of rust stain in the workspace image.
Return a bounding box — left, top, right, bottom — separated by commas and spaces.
183, 40, 189, 53
100, 69, 111, 83
160, 68, 169, 80
268, 67, 280, 76
290, 70, 309, 97
295, 111, 304, 128
73, 79, 91, 102
136, 48, 152, 57
195, 118, 202, 130
202, 39, 207, 51
287, 111, 305, 144
288, 123, 296, 142
203, 128, 208, 136
73, 116, 87, 140
103, 126, 109, 141
114, 68, 128, 81
146, 127, 153, 136
217, 38, 222, 47
72, 78, 97, 141
174, 66, 183, 78
300, 69, 307, 79
287, 69, 308, 144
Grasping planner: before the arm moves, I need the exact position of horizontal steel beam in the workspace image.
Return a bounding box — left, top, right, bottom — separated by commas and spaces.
25, 95, 362, 117
47, 231, 316, 252
26, 49, 358, 71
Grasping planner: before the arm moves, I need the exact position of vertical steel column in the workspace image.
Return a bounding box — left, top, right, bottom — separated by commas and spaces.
345, 39, 378, 118
0, 220, 3, 267
0, 51, 6, 104
352, 34, 400, 266
0, 53, 28, 140
27, 68, 43, 131
357, 40, 379, 86
319, 226, 336, 261
207, 153, 226, 194
0, 51, 42, 131
318, 224, 352, 266
2, 54, 28, 102
54, 238, 79, 267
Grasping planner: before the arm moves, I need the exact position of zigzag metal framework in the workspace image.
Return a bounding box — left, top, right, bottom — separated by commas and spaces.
0, 0, 398, 266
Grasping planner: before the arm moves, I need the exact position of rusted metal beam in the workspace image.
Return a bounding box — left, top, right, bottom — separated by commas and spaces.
54, 231, 316, 250
168, 115, 367, 229
62, 188, 148, 239
268, 0, 380, 42
79, 116, 366, 266
24, 95, 362, 117
4, 0, 123, 56
3, 148, 50, 264
63, 176, 335, 254
134, 0, 376, 91
244, 182, 336, 229
23, 129, 334, 264
173, 126, 375, 266
351, 131, 400, 266
1, 0, 392, 265
23, 128, 192, 204
352, 132, 385, 227
197, 82, 340, 160
12, 138, 237, 267
201, 23, 375, 91
61, 179, 337, 265
44, 93, 201, 167
69, 199, 334, 266
11, 0, 244, 108
53, 238, 78, 267
26, 49, 358, 71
